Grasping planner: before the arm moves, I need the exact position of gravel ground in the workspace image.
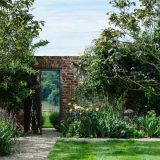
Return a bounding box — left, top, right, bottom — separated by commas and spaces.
0, 128, 61, 160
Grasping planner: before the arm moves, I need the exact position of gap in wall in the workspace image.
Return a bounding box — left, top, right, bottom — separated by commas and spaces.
40, 70, 60, 128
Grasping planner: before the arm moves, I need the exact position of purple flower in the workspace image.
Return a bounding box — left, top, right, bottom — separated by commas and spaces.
76, 110, 80, 116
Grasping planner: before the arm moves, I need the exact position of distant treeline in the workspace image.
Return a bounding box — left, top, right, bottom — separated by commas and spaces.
41, 71, 60, 106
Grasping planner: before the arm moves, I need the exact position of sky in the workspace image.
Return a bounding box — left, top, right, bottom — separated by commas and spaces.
32, 0, 110, 56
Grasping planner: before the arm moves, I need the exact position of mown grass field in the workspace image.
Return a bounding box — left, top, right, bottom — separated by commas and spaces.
48, 140, 160, 160
42, 101, 59, 112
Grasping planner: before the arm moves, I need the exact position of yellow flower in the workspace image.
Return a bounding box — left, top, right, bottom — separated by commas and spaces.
68, 102, 71, 106
74, 104, 84, 110
96, 108, 99, 111
75, 106, 82, 110
86, 108, 89, 111
73, 104, 77, 107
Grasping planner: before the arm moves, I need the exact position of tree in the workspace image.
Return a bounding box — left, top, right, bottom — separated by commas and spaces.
0, 0, 48, 111
41, 71, 60, 106
75, 0, 160, 113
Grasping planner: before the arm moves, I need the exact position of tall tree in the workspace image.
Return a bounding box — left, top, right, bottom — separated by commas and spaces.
75, 0, 160, 113
0, 0, 48, 111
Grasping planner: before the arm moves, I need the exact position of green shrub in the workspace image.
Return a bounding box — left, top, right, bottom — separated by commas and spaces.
49, 112, 60, 130
61, 107, 95, 137
61, 103, 160, 138
122, 122, 145, 138
137, 111, 160, 137
60, 106, 140, 138
96, 111, 124, 138
61, 101, 160, 138
0, 117, 18, 156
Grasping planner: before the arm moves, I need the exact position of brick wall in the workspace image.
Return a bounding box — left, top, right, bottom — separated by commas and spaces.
35, 56, 79, 117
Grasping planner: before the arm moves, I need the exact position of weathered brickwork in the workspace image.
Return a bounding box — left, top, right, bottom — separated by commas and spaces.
16, 56, 79, 133
35, 56, 79, 117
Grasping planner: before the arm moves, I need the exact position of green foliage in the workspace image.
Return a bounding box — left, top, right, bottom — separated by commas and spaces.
93, 110, 123, 138
0, 61, 35, 111
49, 112, 60, 130
61, 101, 160, 138
74, 0, 160, 114
0, 0, 48, 111
61, 102, 143, 138
0, 117, 18, 156
137, 111, 160, 137
41, 71, 60, 106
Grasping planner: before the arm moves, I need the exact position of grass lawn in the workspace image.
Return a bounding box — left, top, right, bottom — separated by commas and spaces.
42, 101, 59, 112
42, 101, 59, 128
47, 140, 160, 160
42, 112, 53, 128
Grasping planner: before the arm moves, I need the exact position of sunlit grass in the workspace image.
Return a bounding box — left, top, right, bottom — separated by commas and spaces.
48, 140, 160, 160
42, 101, 59, 112
42, 101, 59, 128
42, 112, 53, 128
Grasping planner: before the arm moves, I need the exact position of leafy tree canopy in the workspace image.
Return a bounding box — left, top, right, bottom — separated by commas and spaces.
41, 71, 60, 106
75, 0, 160, 113
0, 0, 48, 111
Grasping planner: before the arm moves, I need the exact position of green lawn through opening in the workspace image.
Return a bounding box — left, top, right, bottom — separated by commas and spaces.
42, 101, 59, 112
42, 112, 53, 128
48, 140, 160, 160
42, 100, 60, 128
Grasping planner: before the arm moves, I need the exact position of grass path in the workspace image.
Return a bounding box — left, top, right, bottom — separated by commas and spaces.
42, 112, 53, 128
48, 139, 160, 160
42, 101, 59, 112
